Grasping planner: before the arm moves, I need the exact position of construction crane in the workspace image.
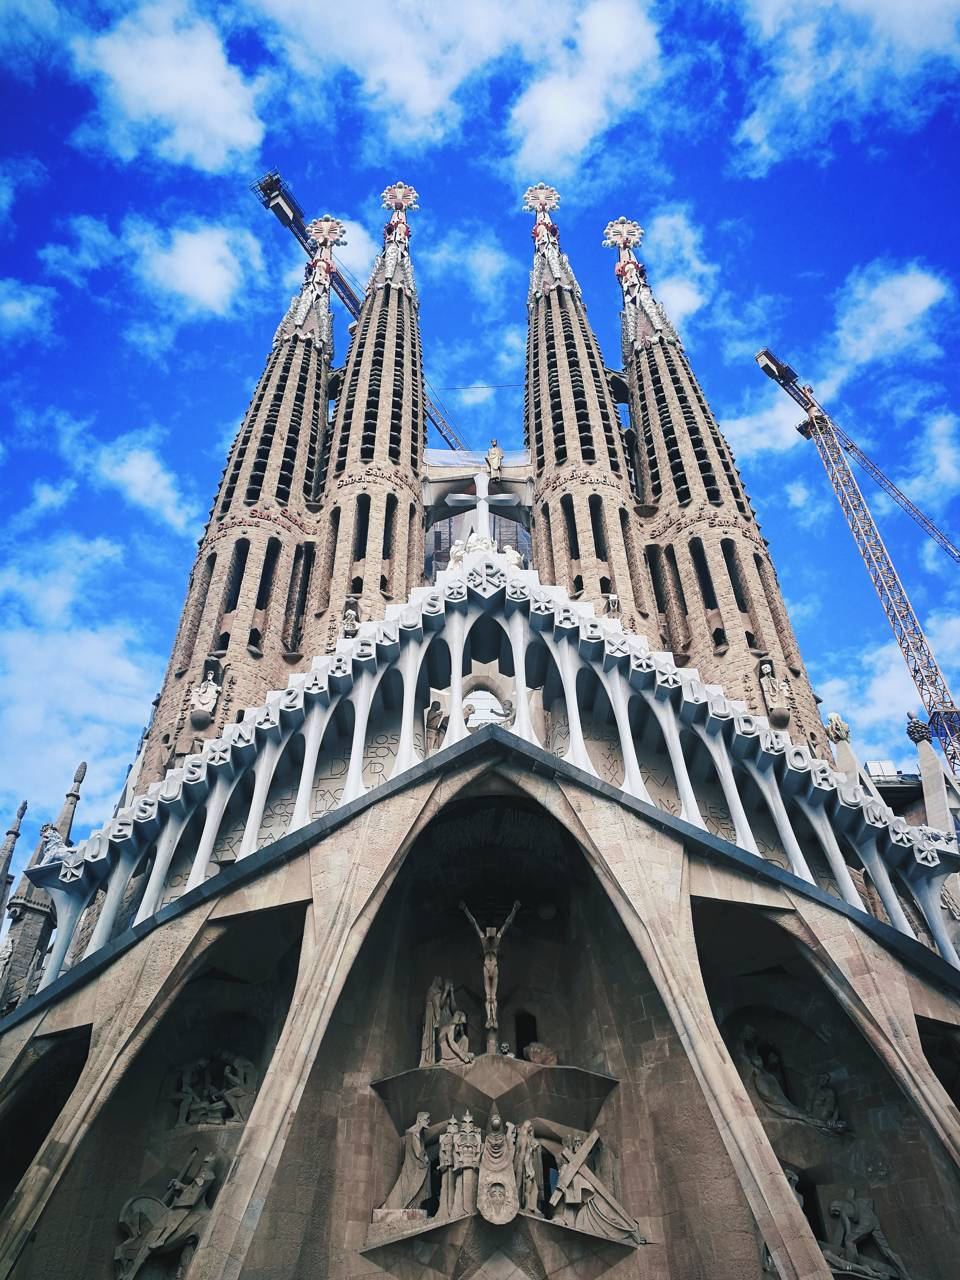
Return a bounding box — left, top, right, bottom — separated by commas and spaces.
756, 347, 960, 775
252, 171, 468, 451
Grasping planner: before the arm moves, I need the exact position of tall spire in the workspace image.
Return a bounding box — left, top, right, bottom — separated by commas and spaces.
274, 214, 346, 349
604, 211, 824, 750
367, 181, 420, 301
314, 179, 427, 640
523, 182, 581, 301
53, 760, 86, 844
522, 183, 648, 627
0, 799, 26, 919
602, 216, 679, 349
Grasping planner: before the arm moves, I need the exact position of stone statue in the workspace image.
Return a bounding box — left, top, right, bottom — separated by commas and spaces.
342, 601, 360, 638
737, 1026, 847, 1133
826, 712, 851, 744
459, 899, 520, 1039
805, 1072, 844, 1128
477, 1105, 518, 1225
466, 531, 496, 554
115, 1150, 217, 1280
522, 1041, 558, 1066
438, 1116, 459, 1217
486, 439, 504, 482
189, 674, 220, 728
453, 1110, 482, 1215
449, 538, 465, 568
171, 1055, 257, 1126
823, 1188, 912, 1279
552, 1130, 645, 1245
513, 1119, 543, 1215
438, 1009, 475, 1064
419, 975, 455, 1066
758, 659, 791, 730
502, 544, 523, 569
425, 700, 447, 751
38, 823, 72, 864
604, 592, 621, 616
462, 702, 476, 728
380, 1111, 432, 1214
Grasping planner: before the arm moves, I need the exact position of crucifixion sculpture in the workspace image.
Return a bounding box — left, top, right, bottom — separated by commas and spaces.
460, 899, 520, 1054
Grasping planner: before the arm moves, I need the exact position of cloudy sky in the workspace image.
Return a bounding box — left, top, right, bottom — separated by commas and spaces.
1, 0, 958, 872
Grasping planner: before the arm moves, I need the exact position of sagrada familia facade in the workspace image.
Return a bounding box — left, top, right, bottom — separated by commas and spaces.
1, 180, 960, 1280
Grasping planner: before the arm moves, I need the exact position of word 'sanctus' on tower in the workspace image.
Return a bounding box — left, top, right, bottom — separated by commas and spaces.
604, 215, 823, 749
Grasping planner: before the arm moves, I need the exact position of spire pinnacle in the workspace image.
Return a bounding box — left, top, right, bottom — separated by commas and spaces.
54, 760, 86, 844
603, 214, 679, 348
367, 180, 419, 300
273, 213, 346, 350
523, 182, 580, 302
0, 800, 27, 916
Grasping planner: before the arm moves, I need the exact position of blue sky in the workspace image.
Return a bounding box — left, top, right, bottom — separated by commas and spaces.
1, 0, 959, 872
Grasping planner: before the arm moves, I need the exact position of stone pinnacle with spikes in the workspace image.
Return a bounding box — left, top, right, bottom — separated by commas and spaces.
381, 182, 419, 212
522, 182, 560, 214
602, 216, 644, 252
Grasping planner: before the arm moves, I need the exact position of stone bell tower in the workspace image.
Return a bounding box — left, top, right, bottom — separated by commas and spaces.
140, 215, 347, 786
604, 215, 824, 749
523, 184, 648, 629
312, 180, 427, 645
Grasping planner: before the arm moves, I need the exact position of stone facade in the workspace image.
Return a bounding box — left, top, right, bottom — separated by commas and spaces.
3, 182, 960, 1280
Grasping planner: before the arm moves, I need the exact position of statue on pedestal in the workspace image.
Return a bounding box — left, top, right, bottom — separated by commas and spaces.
513, 1119, 543, 1215
379, 1112, 432, 1215
453, 1110, 482, 1215
460, 899, 520, 1053
486, 439, 504, 482
438, 1116, 459, 1217
477, 1105, 518, 1225
419, 976, 455, 1066
189, 674, 220, 729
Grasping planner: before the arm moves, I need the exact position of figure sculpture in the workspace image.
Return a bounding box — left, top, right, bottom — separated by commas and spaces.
425, 700, 447, 752
438, 1116, 459, 1217
826, 712, 851, 744
189, 674, 220, 728
438, 1009, 475, 1064
115, 1150, 217, 1280
552, 1131, 646, 1245
513, 1119, 543, 1215
477, 1105, 518, 1224
805, 1072, 844, 1128
379, 1111, 432, 1214
824, 1189, 912, 1279
454, 1110, 482, 1215
171, 1054, 257, 1126
419, 975, 455, 1066
502, 544, 523, 569
486, 438, 504, 482
459, 898, 520, 1049
737, 1026, 847, 1133
758, 659, 791, 730
449, 538, 465, 569
342, 604, 360, 638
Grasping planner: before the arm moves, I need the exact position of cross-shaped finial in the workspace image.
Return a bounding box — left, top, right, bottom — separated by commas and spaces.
381, 182, 419, 212
306, 215, 347, 248
523, 182, 560, 214
602, 216, 643, 251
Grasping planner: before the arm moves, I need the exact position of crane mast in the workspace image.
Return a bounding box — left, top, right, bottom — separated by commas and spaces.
252, 171, 468, 450
756, 348, 960, 775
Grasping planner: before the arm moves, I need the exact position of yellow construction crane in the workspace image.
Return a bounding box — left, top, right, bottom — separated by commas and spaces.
756, 348, 960, 775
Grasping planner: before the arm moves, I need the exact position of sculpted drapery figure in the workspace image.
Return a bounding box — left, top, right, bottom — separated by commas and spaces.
825, 1189, 912, 1280
513, 1119, 543, 1215
737, 1026, 847, 1133
438, 1008, 475, 1064
115, 1151, 217, 1280
477, 1106, 518, 1225
419, 976, 455, 1066
380, 1111, 432, 1213
459, 899, 520, 1040
552, 1131, 646, 1246
486, 438, 504, 482
438, 1116, 459, 1217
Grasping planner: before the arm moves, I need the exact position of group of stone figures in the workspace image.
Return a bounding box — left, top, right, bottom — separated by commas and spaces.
737, 1028, 912, 1280
763, 1169, 914, 1280
170, 1054, 257, 1127
375, 1107, 645, 1246
115, 1150, 217, 1280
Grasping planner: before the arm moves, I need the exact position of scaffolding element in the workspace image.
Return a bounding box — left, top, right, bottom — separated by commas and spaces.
253, 170, 468, 451
757, 348, 960, 775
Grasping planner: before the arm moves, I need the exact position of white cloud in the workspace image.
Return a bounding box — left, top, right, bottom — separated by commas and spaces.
71, 0, 266, 173
721, 258, 953, 458
508, 0, 660, 176
889, 411, 960, 517
421, 224, 521, 310
125, 221, 264, 315
0, 532, 164, 845
785, 478, 832, 530
6, 478, 77, 532
0, 156, 46, 228
40, 215, 265, 340
334, 219, 381, 284
496, 324, 526, 374
48, 411, 203, 536
0, 277, 56, 341
731, 0, 960, 175
637, 206, 723, 339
